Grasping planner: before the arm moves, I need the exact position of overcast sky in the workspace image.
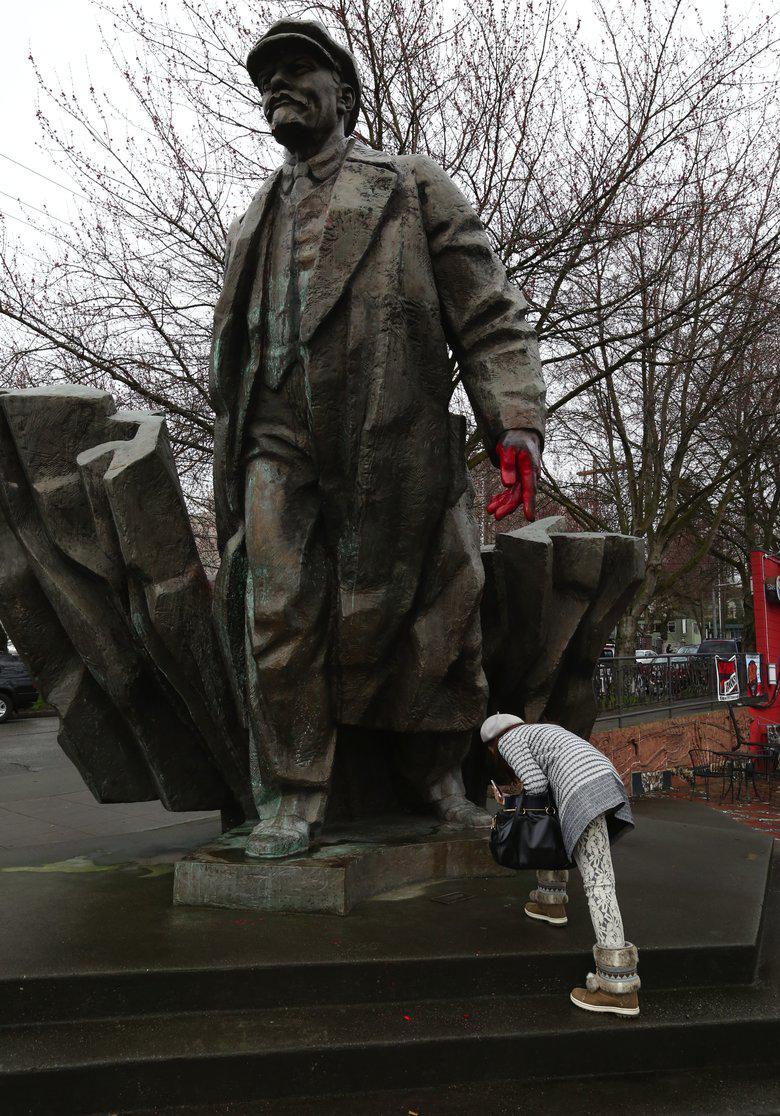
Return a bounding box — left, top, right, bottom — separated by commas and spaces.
0, 0, 769, 249
1, 0, 103, 233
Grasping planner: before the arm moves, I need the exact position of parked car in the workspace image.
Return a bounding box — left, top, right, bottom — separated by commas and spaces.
663, 644, 701, 671
696, 639, 741, 657
0, 655, 38, 723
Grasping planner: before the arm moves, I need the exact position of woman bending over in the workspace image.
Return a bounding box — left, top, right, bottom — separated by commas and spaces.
481, 712, 640, 1017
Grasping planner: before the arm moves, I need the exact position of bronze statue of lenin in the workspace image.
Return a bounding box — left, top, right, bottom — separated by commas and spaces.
210, 20, 547, 857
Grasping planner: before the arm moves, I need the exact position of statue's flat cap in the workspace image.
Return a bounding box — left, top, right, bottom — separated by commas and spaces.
247, 19, 361, 135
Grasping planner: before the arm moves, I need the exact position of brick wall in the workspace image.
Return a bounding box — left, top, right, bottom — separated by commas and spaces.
591, 707, 752, 787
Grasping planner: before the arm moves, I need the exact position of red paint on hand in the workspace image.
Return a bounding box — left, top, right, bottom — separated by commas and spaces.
498, 442, 517, 487
487, 443, 536, 522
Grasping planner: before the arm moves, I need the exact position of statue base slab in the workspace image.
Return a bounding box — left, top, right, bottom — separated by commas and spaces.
173, 815, 506, 914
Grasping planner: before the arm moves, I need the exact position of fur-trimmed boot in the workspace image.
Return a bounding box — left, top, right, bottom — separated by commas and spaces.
570, 943, 640, 1016
525, 874, 569, 926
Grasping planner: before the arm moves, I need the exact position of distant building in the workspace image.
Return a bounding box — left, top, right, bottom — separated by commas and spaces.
660, 617, 703, 649
647, 587, 744, 651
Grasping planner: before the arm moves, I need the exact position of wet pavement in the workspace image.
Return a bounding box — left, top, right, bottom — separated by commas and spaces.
649, 784, 780, 840
0, 716, 220, 857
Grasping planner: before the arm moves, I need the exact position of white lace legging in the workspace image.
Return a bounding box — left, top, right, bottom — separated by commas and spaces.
536, 813, 625, 947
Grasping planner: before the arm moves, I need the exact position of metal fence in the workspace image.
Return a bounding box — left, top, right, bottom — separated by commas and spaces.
593, 654, 745, 729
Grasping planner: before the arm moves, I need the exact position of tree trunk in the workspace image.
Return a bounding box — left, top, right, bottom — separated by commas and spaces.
616, 612, 639, 656
616, 562, 659, 656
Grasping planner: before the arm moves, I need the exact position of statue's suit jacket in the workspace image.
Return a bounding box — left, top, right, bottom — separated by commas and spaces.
211, 141, 546, 734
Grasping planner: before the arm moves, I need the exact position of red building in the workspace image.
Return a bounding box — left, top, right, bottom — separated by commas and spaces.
749, 550, 780, 746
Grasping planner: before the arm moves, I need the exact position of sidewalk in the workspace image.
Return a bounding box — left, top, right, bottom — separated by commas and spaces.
0, 716, 220, 857
662, 786, 780, 839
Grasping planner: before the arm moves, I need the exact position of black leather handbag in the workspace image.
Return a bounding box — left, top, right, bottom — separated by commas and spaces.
489, 791, 574, 871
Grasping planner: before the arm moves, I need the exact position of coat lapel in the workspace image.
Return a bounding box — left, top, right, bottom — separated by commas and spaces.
219, 171, 281, 314
211, 170, 281, 387
300, 153, 398, 343
210, 170, 281, 534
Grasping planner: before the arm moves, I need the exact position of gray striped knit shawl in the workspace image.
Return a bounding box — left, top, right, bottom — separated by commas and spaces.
497, 722, 633, 857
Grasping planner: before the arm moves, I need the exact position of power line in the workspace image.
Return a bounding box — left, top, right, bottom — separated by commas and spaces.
0, 207, 213, 309
0, 189, 70, 227
0, 152, 87, 201
0, 151, 156, 224
0, 207, 70, 245
0, 149, 250, 247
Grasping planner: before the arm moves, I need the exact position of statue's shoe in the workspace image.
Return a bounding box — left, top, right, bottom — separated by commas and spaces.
244, 815, 311, 859
436, 795, 492, 828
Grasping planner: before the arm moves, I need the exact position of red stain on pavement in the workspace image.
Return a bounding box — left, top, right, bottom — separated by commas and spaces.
648, 787, 780, 839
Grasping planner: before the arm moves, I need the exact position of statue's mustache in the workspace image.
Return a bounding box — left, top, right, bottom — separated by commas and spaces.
268, 93, 308, 114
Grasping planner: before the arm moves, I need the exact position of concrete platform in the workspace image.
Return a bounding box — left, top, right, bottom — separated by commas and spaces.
0, 800, 771, 1010
173, 816, 505, 914
0, 799, 776, 1114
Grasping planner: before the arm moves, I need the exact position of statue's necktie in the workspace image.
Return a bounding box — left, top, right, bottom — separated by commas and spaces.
290, 162, 314, 206
261, 162, 324, 390
277, 164, 314, 387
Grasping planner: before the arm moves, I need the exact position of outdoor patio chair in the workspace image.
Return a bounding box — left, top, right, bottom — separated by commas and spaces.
739, 749, 777, 804
726, 705, 777, 803
688, 747, 730, 801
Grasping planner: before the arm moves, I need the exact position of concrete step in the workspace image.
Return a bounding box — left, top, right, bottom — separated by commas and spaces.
143, 1063, 780, 1116
0, 927, 762, 1028
0, 799, 775, 1114
1, 981, 778, 1114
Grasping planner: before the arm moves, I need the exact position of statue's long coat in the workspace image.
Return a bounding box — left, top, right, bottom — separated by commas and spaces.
211, 141, 546, 734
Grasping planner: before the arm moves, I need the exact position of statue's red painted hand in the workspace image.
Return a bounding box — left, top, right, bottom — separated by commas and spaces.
486, 430, 541, 522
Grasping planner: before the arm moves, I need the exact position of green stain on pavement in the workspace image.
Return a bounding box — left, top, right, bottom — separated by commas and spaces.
1, 855, 173, 878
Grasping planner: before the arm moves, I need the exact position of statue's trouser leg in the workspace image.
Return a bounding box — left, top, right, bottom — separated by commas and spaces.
243, 445, 335, 834
394, 731, 471, 801
394, 732, 491, 826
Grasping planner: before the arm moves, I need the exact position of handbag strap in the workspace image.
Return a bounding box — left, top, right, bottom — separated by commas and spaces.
520, 789, 558, 815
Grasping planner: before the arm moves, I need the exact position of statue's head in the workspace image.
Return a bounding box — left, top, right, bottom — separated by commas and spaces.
247, 20, 361, 154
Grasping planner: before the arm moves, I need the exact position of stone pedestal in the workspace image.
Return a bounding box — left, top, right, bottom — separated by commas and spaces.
173, 816, 507, 915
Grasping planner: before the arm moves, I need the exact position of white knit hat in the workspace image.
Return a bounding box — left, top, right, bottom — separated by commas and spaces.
480, 712, 524, 743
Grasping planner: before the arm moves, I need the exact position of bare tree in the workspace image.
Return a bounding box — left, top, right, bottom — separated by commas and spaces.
648, 534, 720, 644
1, 0, 778, 638
708, 336, 780, 650
536, 52, 780, 652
